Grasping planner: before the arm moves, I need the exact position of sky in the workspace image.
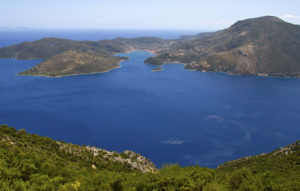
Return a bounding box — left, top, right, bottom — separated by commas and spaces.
1, 0, 300, 30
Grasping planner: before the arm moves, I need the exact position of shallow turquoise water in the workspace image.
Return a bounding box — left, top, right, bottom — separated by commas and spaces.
0, 51, 299, 168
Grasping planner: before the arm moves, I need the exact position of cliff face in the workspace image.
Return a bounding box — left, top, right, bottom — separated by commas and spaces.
146, 16, 300, 77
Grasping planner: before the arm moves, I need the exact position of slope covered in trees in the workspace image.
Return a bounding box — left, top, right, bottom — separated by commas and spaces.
0, 124, 299, 191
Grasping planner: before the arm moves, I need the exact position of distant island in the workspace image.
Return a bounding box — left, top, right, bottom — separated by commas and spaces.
1, 16, 300, 77
152, 67, 162, 72
1, 124, 299, 190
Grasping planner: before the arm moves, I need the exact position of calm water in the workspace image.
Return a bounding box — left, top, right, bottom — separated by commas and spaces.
0, 32, 299, 168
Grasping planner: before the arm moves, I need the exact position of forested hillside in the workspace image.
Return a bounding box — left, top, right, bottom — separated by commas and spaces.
0, 124, 299, 191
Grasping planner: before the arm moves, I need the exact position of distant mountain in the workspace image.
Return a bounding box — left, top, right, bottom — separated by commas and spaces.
0, 37, 171, 60
1, 16, 300, 77
146, 16, 300, 77
1, 124, 299, 190
0, 37, 171, 76
178, 32, 214, 42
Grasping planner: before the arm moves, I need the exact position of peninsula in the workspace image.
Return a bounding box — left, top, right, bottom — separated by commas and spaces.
0, 37, 172, 76
146, 16, 300, 78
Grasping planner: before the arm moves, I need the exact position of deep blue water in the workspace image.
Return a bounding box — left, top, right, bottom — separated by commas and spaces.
0, 31, 300, 168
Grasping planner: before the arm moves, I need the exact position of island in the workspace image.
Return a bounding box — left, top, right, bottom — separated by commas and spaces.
152, 67, 162, 72
1, 16, 300, 77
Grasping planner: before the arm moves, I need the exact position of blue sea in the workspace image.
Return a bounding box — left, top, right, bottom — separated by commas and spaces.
0, 30, 299, 168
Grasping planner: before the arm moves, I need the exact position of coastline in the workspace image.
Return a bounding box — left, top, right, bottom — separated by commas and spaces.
193, 69, 300, 79
12, 52, 300, 79
123, 48, 158, 55
149, 60, 300, 79
18, 60, 125, 78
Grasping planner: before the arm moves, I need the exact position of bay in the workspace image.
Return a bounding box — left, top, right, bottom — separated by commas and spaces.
0, 31, 299, 168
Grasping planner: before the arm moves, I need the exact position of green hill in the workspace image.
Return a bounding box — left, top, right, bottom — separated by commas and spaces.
146, 16, 300, 77
0, 37, 171, 77
0, 124, 299, 191
19, 50, 128, 77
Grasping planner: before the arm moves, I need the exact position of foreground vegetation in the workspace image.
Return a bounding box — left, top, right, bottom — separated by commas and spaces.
0, 124, 299, 191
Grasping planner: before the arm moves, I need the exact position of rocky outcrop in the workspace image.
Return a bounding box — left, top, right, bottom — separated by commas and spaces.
57, 142, 157, 173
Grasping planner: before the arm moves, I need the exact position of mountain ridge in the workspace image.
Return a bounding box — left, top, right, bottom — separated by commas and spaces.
1, 16, 300, 77
145, 16, 300, 77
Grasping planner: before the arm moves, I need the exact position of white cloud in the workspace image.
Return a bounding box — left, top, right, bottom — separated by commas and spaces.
280, 14, 300, 25
282, 14, 298, 19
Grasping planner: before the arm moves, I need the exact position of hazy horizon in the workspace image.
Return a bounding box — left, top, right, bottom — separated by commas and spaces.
0, 27, 207, 32
1, 0, 300, 31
